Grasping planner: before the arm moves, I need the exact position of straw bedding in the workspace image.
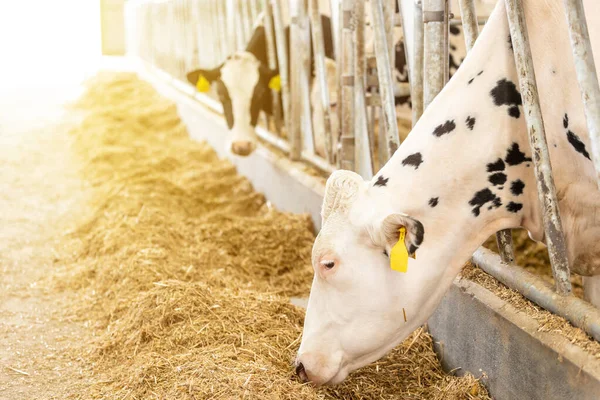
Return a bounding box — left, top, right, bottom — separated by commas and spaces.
56, 72, 489, 399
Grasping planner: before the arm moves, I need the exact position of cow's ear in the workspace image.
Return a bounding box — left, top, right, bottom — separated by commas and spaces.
321, 170, 364, 223
186, 67, 221, 92
259, 65, 280, 92
381, 213, 424, 257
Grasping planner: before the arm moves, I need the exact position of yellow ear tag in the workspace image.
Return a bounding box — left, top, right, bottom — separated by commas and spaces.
196, 75, 211, 92
390, 227, 410, 273
268, 75, 281, 92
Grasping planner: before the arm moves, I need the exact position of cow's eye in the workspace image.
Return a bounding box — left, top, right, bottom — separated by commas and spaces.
322, 261, 335, 270
383, 249, 389, 257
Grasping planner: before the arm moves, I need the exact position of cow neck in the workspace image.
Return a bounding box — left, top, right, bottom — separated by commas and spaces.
366, 1, 549, 285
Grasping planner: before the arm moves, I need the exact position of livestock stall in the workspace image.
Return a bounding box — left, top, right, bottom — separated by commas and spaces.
118, 0, 600, 398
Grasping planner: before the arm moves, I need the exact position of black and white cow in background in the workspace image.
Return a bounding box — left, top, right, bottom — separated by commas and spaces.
296, 0, 600, 386
187, 2, 334, 156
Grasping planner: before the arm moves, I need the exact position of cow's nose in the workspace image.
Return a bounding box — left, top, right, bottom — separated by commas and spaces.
230, 140, 255, 156
295, 362, 309, 383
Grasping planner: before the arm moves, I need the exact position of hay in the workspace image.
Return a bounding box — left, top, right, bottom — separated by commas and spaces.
461, 263, 600, 357
54, 71, 489, 399
483, 230, 584, 298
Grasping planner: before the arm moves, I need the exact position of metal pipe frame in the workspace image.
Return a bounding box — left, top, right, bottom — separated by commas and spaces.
411, 0, 424, 125
339, 0, 357, 171
504, 0, 572, 295
562, 0, 600, 186
261, 0, 283, 135
354, 0, 374, 178
473, 247, 600, 342
309, 0, 335, 163
457, 0, 479, 52
288, 1, 305, 160
369, 0, 401, 159
423, 0, 448, 109
271, 0, 291, 138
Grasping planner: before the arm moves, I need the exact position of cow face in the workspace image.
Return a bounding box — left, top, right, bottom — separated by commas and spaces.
296, 171, 428, 385
187, 51, 278, 156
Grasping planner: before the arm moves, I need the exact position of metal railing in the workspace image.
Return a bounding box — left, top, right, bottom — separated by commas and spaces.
124, 0, 600, 341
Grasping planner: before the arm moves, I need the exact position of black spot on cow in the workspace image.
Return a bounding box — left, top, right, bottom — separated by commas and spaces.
429, 197, 439, 208
490, 79, 522, 119
433, 120, 456, 137
402, 152, 423, 169
506, 202, 523, 213
563, 113, 569, 129
467, 71, 483, 85
511, 179, 525, 196
469, 188, 501, 217
374, 175, 389, 187
567, 130, 591, 160
507, 34, 513, 50
492, 197, 502, 208
450, 25, 460, 36
450, 44, 457, 51
466, 116, 476, 130
487, 158, 505, 173
489, 172, 507, 186
499, 186, 504, 190
505, 143, 532, 166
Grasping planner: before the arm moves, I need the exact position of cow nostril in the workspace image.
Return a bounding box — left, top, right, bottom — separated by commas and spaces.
295, 362, 309, 383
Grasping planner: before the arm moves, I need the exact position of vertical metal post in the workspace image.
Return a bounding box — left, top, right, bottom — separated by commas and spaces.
289, 0, 304, 160
340, 0, 356, 170
241, 0, 253, 43
412, 0, 424, 125
562, 0, 600, 185
423, 0, 448, 109
309, 0, 334, 163
354, 0, 373, 178
271, 0, 291, 137
370, 0, 401, 159
261, 0, 283, 134
458, 0, 479, 52
504, 0, 572, 295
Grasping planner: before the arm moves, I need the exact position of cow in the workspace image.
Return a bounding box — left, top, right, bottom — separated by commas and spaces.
295, 0, 600, 386
186, 2, 335, 156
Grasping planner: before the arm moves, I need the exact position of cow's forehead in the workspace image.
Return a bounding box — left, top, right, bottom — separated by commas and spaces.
220, 51, 261, 88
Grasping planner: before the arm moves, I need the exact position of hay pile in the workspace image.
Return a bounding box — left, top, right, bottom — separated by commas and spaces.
55, 72, 489, 399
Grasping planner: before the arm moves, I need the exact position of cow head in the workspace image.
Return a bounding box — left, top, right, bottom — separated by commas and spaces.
186, 51, 278, 156
296, 170, 434, 385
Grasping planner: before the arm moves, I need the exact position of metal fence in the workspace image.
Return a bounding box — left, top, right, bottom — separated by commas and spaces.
125, 0, 600, 341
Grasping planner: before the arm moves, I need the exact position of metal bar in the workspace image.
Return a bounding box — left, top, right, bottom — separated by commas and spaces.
289, 1, 304, 160
354, 0, 373, 178
261, 0, 282, 135
423, 0, 448, 109
309, 0, 334, 163
504, 0, 572, 294
495, 230, 515, 264
271, 0, 291, 137
297, 1, 316, 158
335, 0, 344, 167
562, 0, 600, 185
457, 0, 479, 52
340, 0, 356, 170
473, 247, 600, 342
241, 0, 253, 43
412, 0, 424, 125
370, 0, 401, 159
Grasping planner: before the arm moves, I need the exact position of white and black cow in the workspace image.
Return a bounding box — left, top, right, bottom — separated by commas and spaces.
296, 0, 600, 386
187, 4, 334, 156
